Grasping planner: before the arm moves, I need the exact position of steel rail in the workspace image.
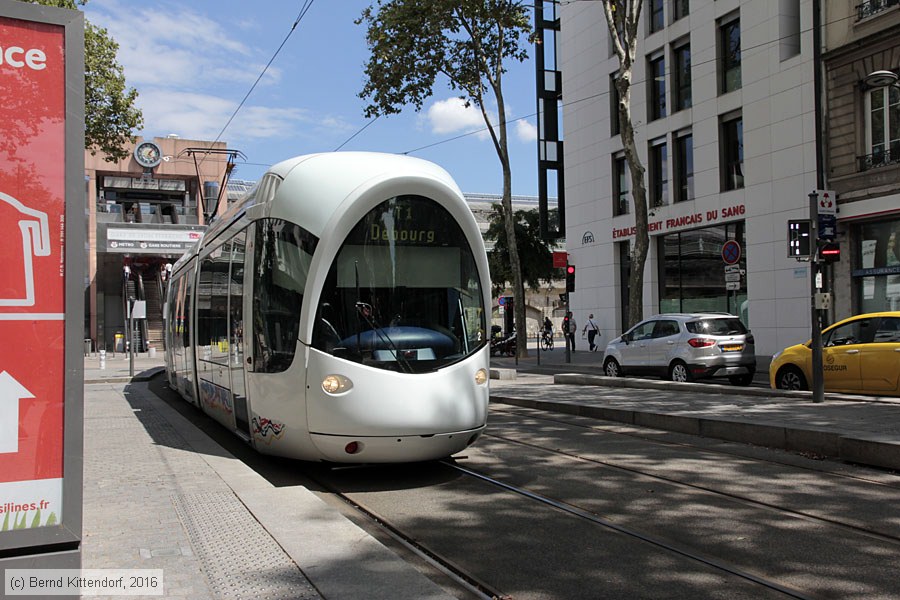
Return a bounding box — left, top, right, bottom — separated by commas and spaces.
442, 460, 819, 600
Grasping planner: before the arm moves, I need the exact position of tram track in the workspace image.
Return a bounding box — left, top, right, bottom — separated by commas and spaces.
486, 405, 900, 545
306, 465, 506, 600
440, 460, 815, 600
146, 376, 900, 598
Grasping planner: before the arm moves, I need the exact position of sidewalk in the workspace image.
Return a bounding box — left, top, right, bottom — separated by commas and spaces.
81, 352, 455, 600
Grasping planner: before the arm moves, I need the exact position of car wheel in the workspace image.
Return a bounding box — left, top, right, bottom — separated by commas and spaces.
729, 373, 754, 386
604, 357, 621, 377
669, 360, 691, 383
776, 366, 807, 391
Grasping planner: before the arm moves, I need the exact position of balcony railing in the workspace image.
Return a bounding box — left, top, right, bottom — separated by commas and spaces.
857, 0, 900, 21
858, 145, 900, 171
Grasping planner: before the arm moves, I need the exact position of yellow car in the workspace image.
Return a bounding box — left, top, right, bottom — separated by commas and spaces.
770, 311, 900, 396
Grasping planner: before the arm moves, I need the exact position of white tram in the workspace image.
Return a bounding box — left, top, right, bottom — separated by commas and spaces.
164, 152, 491, 462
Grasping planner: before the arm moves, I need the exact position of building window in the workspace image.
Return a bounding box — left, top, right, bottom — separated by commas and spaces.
613, 154, 630, 216
856, 218, 900, 313
721, 114, 743, 191
659, 223, 747, 322
862, 86, 900, 171
857, 0, 900, 21
673, 0, 689, 22
649, 0, 664, 33
674, 131, 693, 203
610, 73, 621, 136
648, 53, 666, 121
718, 16, 741, 95
779, 0, 800, 60
649, 139, 668, 207
672, 42, 691, 112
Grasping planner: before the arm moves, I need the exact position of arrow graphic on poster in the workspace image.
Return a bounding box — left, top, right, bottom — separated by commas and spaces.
0, 371, 34, 454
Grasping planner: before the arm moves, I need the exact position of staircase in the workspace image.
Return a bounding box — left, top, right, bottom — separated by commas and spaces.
144, 271, 165, 351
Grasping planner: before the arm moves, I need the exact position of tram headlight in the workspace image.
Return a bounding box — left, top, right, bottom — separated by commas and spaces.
474, 368, 488, 385
322, 374, 353, 395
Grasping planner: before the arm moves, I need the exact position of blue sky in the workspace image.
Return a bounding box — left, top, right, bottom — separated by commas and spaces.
83, 0, 541, 196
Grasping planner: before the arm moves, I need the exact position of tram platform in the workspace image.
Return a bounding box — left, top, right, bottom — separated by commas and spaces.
78, 350, 900, 599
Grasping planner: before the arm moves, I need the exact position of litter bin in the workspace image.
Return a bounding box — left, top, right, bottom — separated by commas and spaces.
114, 332, 125, 353
83, 338, 92, 356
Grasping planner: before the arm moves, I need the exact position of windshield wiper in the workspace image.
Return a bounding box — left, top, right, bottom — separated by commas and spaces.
354, 261, 411, 373
355, 301, 412, 373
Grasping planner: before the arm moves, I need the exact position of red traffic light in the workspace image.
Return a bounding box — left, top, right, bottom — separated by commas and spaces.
819, 242, 840, 262
565, 264, 576, 292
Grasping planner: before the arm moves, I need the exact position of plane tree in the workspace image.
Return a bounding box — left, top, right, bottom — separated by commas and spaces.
357, 0, 533, 356
19, 0, 144, 161
601, 0, 649, 328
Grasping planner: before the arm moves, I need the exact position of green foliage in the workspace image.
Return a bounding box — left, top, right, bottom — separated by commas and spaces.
357, 0, 532, 120
486, 205, 555, 297
18, 0, 144, 161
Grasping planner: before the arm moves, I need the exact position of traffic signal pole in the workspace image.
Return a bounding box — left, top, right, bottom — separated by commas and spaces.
808, 191, 824, 403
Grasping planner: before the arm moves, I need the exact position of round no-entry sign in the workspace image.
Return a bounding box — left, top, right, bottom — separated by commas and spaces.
722, 240, 742, 265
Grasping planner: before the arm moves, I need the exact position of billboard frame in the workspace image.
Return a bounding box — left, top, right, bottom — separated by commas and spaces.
0, 0, 85, 566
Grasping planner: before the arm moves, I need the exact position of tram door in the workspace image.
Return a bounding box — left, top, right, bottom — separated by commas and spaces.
229, 230, 251, 436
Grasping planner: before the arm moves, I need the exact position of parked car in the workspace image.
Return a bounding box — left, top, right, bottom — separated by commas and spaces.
769, 311, 900, 396
602, 313, 756, 385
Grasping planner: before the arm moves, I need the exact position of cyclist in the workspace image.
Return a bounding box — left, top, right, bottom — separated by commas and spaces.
541, 317, 554, 350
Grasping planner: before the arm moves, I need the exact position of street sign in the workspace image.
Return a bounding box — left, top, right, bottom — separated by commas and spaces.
816, 189, 837, 215
726, 281, 741, 290
725, 273, 742, 282
552, 251, 568, 269
722, 240, 741, 265
818, 214, 836, 241
788, 219, 811, 258
724, 264, 741, 274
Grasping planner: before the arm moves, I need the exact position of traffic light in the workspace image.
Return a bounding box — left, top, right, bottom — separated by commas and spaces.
819, 241, 841, 262
566, 264, 576, 292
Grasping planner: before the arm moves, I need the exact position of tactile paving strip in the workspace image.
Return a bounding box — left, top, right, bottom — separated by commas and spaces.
172, 491, 321, 599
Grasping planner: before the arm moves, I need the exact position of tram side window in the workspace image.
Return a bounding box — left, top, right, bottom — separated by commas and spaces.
198, 243, 231, 366
253, 219, 318, 373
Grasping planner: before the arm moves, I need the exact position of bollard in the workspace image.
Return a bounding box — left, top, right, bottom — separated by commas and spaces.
99, 349, 106, 370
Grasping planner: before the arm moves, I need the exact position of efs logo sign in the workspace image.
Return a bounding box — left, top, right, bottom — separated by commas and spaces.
0, 44, 48, 70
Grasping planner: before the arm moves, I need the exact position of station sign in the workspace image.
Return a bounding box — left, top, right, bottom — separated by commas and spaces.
0, 1, 84, 564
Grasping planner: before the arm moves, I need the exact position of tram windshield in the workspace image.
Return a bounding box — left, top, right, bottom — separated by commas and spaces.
312, 195, 486, 373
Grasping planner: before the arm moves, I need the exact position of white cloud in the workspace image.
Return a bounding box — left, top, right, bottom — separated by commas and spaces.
423, 98, 493, 141
422, 98, 537, 146
89, 0, 262, 89
136, 89, 353, 146
515, 118, 537, 143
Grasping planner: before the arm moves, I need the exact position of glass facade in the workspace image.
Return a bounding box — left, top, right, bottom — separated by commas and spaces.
856, 218, 900, 312
719, 17, 741, 94
659, 222, 748, 324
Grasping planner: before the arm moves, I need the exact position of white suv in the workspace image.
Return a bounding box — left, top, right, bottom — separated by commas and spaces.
602, 313, 756, 386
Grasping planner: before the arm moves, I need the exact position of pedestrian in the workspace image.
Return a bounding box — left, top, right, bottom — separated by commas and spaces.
565, 311, 577, 352
583, 313, 601, 352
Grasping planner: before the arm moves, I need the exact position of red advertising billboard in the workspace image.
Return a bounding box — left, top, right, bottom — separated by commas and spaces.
0, 15, 67, 531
